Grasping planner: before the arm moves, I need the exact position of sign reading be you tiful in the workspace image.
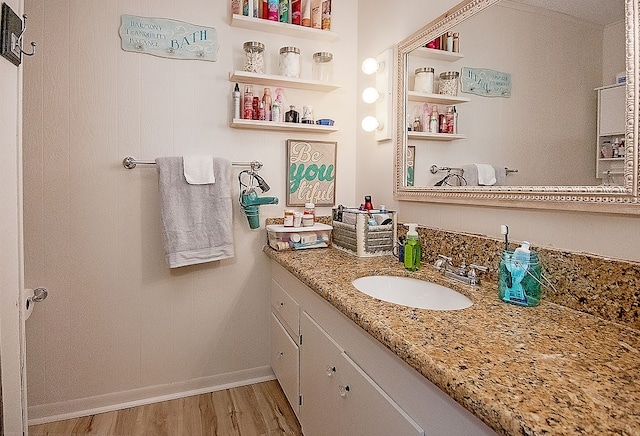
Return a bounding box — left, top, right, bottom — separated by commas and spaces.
287, 140, 337, 207
119, 14, 218, 61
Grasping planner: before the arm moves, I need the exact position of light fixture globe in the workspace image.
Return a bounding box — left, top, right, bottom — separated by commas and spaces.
361, 116, 381, 132
361, 57, 380, 75
362, 87, 380, 104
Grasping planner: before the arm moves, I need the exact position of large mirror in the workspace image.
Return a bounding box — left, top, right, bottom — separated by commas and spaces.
394, 0, 640, 213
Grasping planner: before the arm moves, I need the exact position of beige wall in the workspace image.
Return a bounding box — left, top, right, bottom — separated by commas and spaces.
357, 0, 640, 263
23, 0, 357, 418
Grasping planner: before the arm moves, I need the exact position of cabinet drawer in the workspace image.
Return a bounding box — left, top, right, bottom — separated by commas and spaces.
271, 279, 300, 339
270, 313, 300, 415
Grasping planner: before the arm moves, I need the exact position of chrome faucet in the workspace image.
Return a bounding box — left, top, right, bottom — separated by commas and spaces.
434, 254, 488, 285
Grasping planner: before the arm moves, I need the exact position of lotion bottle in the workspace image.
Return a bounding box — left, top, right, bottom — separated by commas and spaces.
404, 224, 421, 271
232, 83, 240, 120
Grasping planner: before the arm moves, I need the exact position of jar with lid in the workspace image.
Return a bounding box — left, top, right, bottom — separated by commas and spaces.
243, 41, 265, 74
279, 46, 301, 78
304, 202, 315, 222
312, 52, 333, 82
414, 67, 434, 94
301, 105, 314, 124
439, 71, 460, 96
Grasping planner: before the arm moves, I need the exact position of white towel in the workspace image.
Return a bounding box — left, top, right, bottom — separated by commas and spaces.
183, 155, 215, 184
494, 166, 507, 186
156, 157, 234, 268
475, 163, 496, 186
461, 165, 478, 186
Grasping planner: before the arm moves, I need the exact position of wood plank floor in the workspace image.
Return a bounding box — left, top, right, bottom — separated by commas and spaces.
29, 381, 302, 436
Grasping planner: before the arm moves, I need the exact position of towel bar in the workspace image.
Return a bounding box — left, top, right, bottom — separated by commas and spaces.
122, 156, 263, 172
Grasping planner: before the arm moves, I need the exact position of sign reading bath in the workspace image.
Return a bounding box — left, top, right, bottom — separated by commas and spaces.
461, 67, 511, 97
119, 14, 218, 62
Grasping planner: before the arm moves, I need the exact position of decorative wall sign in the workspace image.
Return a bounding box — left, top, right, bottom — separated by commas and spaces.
119, 14, 218, 62
406, 146, 415, 187
461, 67, 511, 97
286, 139, 336, 207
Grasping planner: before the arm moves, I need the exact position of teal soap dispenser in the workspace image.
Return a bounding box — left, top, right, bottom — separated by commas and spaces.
404, 224, 421, 271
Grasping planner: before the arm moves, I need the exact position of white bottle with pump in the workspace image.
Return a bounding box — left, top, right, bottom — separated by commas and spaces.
513, 241, 531, 270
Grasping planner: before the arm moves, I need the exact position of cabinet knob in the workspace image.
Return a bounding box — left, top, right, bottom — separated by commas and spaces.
277, 351, 285, 359
278, 301, 285, 307
325, 365, 336, 377
339, 385, 350, 397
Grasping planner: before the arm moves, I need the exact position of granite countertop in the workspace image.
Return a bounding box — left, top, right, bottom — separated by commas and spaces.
264, 246, 640, 436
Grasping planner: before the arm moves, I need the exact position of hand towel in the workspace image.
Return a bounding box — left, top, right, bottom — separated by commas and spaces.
156, 157, 234, 268
183, 155, 215, 184
461, 165, 478, 186
475, 163, 496, 186
494, 166, 507, 186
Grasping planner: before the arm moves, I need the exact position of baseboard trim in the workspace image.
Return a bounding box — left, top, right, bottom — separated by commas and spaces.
28, 366, 275, 426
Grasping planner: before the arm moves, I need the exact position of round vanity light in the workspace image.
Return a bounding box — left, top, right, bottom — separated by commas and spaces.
361, 116, 381, 132
361, 57, 381, 75
361, 87, 380, 104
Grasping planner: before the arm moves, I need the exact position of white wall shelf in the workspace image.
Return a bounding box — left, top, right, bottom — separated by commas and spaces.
410, 47, 464, 62
231, 118, 338, 133
229, 71, 340, 92
230, 14, 338, 42
408, 132, 466, 141
407, 91, 470, 105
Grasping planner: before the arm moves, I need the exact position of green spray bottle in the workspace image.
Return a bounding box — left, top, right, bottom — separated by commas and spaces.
404, 224, 421, 271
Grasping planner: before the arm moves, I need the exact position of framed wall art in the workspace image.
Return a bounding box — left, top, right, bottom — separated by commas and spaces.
286, 139, 336, 207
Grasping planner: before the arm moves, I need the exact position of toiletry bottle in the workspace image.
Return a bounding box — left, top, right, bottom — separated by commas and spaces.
413, 117, 422, 132
429, 105, 439, 133
404, 224, 421, 271
445, 106, 454, 133
252, 96, 260, 120
279, 0, 289, 22
268, 0, 278, 20
446, 31, 453, 51
453, 33, 459, 52
513, 241, 531, 268
233, 83, 240, 120
272, 88, 284, 123
243, 85, 254, 119
364, 196, 373, 210
262, 87, 272, 121
285, 105, 299, 122
258, 101, 266, 121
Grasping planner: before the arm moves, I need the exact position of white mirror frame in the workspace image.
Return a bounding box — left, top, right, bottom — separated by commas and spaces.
393, 0, 640, 214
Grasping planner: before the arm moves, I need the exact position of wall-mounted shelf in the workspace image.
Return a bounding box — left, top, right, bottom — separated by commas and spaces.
229, 71, 340, 92
230, 14, 338, 42
410, 47, 464, 62
231, 118, 338, 133
408, 132, 466, 141
407, 91, 470, 105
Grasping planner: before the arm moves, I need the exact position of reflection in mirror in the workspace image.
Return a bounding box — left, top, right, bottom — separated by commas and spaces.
407, 0, 624, 187
394, 0, 639, 212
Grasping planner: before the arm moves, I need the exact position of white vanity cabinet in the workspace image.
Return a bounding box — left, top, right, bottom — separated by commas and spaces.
595, 84, 626, 181
300, 312, 423, 436
270, 261, 497, 436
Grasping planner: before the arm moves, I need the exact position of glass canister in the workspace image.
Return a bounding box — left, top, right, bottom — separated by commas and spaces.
279, 46, 301, 78
301, 105, 314, 124
312, 52, 333, 81
243, 41, 265, 74
439, 71, 460, 96
498, 250, 543, 307
414, 67, 435, 94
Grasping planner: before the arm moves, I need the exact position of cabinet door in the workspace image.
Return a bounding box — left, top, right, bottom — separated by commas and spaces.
339, 351, 424, 436
270, 313, 300, 415
299, 311, 342, 436
599, 85, 626, 135
271, 278, 300, 339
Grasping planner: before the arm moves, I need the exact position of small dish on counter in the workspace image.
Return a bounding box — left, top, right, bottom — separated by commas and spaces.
316, 118, 334, 126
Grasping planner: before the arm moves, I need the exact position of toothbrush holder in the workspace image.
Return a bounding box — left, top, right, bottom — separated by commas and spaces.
498, 250, 543, 307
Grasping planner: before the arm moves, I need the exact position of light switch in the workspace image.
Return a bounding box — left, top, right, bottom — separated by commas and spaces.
1, 2, 23, 66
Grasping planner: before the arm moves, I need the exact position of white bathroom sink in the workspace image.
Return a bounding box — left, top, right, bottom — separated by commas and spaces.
352, 275, 472, 310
